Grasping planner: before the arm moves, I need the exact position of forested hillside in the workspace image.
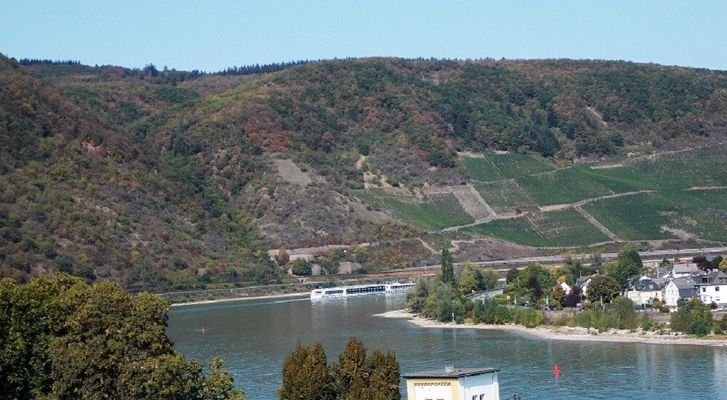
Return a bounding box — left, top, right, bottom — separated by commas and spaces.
1, 54, 726, 289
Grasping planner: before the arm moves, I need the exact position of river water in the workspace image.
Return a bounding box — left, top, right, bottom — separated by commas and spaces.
167, 295, 727, 400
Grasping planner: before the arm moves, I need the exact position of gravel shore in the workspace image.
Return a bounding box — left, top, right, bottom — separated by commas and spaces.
375, 309, 727, 348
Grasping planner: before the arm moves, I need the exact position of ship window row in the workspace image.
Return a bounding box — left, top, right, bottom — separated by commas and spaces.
390, 285, 411, 290
325, 290, 344, 295
347, 286, 385, 294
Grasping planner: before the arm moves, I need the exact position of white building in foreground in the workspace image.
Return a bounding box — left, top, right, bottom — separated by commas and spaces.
404, 366, 500, 400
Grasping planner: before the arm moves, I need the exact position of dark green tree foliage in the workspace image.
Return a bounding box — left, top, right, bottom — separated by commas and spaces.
506, 264, 555, 303
423, 281, 460, 322
586, 275, 622, 304
365, 350, 401, 400
279, 338, 400, 400
711, 256, 724, 270
330, 338, 400, 400
406, 277, 431, 314
718, 314, 727, 335
290, 259, 312, 276
440, 249, 454, 285
670, 299, 714, 336
333, 338, 369, 399
279, 343, 335, 400
0, 274, 245, 399
607, 247, 644, 286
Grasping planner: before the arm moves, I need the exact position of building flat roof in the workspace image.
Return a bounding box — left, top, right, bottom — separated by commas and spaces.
403, 367, 500, 379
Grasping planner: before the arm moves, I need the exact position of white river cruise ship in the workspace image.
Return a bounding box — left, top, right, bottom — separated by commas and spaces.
310, 282, 415, 299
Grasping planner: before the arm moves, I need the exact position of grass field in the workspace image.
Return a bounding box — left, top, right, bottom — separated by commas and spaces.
584, 189, 727, 242
462, 153, 554, 182
464, 209, 609, 247
356, 191, 473, 230
474, 180, 538, 213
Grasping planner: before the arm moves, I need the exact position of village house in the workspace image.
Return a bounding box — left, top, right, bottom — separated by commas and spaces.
664, 277, 698, 308
577, 274, 597, 298
695, 270, 727, 306
559, 281, 572, 296
669, 263, 700, 278
625, 276, 665, 307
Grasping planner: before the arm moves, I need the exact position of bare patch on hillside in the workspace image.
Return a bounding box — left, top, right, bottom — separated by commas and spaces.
272, 158, 312, 186
356, 154, 367, 170
450, 238, 544, 262
457, 151, 485, 158
424, 185, 494, 220
586, 106, 609, 128
258, 185, 413, 248
660, 226, 698, 241
591, 163, 624, 170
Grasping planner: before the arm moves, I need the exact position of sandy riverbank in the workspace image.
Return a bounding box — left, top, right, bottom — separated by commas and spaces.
170, 292, 309, 307
376, 309, 727, 348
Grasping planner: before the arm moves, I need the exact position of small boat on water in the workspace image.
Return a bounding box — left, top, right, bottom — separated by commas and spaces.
310, 282, 415, 299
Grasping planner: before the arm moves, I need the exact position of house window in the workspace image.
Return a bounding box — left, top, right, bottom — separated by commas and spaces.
702, 287, 707, 292
716, 287, 720, 292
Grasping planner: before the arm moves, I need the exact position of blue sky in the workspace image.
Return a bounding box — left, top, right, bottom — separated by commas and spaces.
1, 0, 726, 71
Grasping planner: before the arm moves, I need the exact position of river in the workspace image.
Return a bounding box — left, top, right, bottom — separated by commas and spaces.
167, 294, 727, 400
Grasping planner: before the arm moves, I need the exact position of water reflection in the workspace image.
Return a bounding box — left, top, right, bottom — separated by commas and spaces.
168, 296, 726, 400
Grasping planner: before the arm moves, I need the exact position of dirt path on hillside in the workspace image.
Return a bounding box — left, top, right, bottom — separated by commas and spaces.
424, 185, 495, 220
574, 205, 621, 242
686, 186, 727, 191
417, 238, 438, 255
540, 189, 655, 212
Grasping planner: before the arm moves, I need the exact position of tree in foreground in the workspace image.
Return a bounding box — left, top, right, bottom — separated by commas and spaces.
279, 343, 335, 400
0, 274, 245, 400
279, 338, 400, 400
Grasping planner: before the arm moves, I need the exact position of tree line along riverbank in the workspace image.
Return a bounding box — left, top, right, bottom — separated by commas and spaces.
402, 248, 727, 340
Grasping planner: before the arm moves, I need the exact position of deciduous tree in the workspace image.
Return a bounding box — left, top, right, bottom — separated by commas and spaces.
279, 343, 335, 400
333, 338, 369, 400
587, 275, 622, 304
607, 247, 644, 286
0, 275, 246, 399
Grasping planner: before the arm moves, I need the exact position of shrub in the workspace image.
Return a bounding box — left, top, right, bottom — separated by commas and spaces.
670, 299, 713, 336
513, 308, 544, 328
291, 259, 312, 276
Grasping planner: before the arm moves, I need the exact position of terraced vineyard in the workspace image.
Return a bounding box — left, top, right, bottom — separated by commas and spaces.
357, 144, 727, 248
584, 189, 727, 242
517, 166, 620, 205
356, 191, 474, 230
462, 153, 554, 181
474, 180, 538, 214
517, 145, 727, 205
464, 209, 610, 247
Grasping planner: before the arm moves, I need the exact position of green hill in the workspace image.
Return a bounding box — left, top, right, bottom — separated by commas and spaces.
1, 54, 726, 289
